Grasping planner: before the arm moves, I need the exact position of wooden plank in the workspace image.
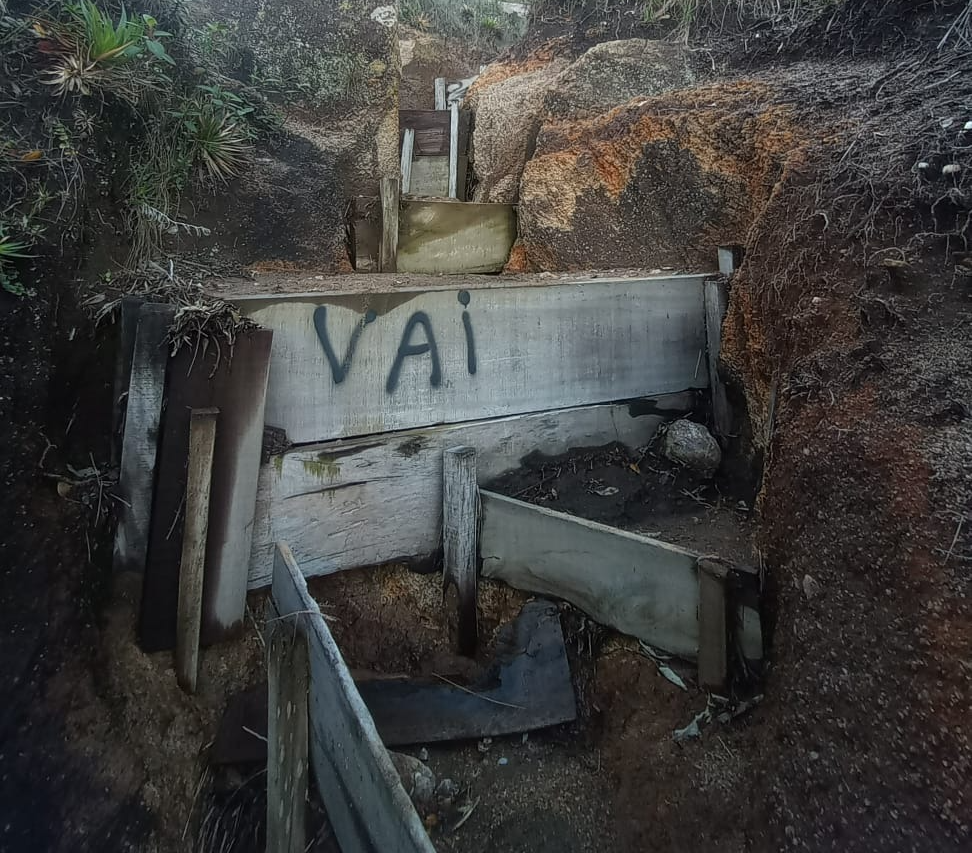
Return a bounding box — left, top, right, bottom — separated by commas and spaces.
398, 199, 514, 274
271, 544, 435, 853
176, 408, 218, 693
114, 303, 174, 575
248, 395, 692, 587
379, 177, 399, 273
140, 330, 273, 652
697, 559, 728, 691
398, 109, 470, 157
235, 275, 707, 443
718, 245, 743, 276
407, 156, 467, 199
442, 446, 478, 655
434, 78, 446, 111
704, 279, 732, 438
479, 491, 702, 660
110, 296, 144, 467
447, 103, 459, 199
266, 620, 309, 853
400, 129, 414, 195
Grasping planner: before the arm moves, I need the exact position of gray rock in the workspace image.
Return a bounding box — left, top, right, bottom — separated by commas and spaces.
389, 751, 436, 812
661, 420, 721, 476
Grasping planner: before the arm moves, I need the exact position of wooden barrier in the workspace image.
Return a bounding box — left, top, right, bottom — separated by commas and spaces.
233, 275, 708, 444
398, 199, 514, 273
271, 544, 435, 853
398, 109, 470, 157
248, 395, 692, 587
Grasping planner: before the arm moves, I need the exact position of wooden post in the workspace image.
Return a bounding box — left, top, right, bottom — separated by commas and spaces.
697, 558, 729, 692
379, 177, 399, 273
718, 245, 743, 276
704, 279, 732, 439
267, 618, 309, 853
443, 446, 478, 656
447, 103, 460, 200
434, 77, 447, 110
114, 303, 174, 574
400, 129, 415, 195
175, 407, 218, 693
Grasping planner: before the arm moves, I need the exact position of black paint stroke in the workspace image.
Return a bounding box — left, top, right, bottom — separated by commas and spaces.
313, 306, 376, 385
386, 311, 441, 394
461, 310, 477, 375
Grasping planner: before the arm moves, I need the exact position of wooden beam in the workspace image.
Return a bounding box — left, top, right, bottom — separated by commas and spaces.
697, 558, 728, 691
379, 177, 399, 273
718, 245, 743, 276
140, 330, 273, 652
398, 110, 470, 157
447, 103, 459, 199
271, 544, 435, 853
479, 491, 702, 660
704, 279, 732, 438
400, 129, 414, 195
176, 408, 218, 693
442, 446, 478, 656
266, 619, 309, 853
235, 275, 708, 443
248, 396, 693, 587
434, 77, 446, 110
114, 303, 174, 574
407, 156, 468, 199
111, 296, 143, 467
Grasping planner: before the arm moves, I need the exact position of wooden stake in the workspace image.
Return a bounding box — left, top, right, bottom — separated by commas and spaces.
175, 407, 218, 693
434, 77, 447, 110
266, 619, 309, 853
379, 177, 399, 273
400, 129, 414, 195
697, 559, 729, 691
704, 279, 732, 439
447, 103, 460, 200
443, 446, 478, 656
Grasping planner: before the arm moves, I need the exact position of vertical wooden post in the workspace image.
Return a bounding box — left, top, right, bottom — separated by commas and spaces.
447, 103, 460, 200
267, 619, 309, 853
379, 177, 399, 273
704, 279, 732, 439
697, 558, 729, 692
718, 245, 743, 276
400, 129, 415, 195
114, 303, 174, 574
443, 446, 478, 656
434, 77, 447, 110
175, 407, 218, 693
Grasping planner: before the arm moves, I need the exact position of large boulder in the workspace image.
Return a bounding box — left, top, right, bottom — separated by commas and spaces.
545, 39, 694, 119
465, 51, 570, 203
506, 82, 800, 272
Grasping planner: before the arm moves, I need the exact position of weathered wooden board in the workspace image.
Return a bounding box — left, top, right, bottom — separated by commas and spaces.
248, 395, 692, 587
379, 177, 399, 273
114, 303, 174, 575
479, 491, 702, 660
705, 279, 732, 438
399, 109, 470, 157
407, 155, 467, 199
271, 544, 435, 853
110, 296, 144, 467
234, 275, 708, 444
140, 330, 272, 652
398, 200, 515, 274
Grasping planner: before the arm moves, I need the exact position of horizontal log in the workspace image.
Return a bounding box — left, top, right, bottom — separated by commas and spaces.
399, 109, 470, 156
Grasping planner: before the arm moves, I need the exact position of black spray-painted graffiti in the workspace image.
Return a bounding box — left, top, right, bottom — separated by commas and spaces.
314, 290, 477, 394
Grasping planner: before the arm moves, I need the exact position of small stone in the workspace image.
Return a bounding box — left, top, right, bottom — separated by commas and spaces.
802, 575, 822, 600
389, 752, 436, 812
660, 420, 721, 476
497, 757, 509, 766
417, 747, 429, 761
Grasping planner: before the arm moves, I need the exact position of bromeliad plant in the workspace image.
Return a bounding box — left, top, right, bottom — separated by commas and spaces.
0, 230, 33, 296
35, 1, 174, 99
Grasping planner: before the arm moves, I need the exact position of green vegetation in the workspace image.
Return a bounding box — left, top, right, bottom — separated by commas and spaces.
400, 0, 528, 47
0, 0, 279, 297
